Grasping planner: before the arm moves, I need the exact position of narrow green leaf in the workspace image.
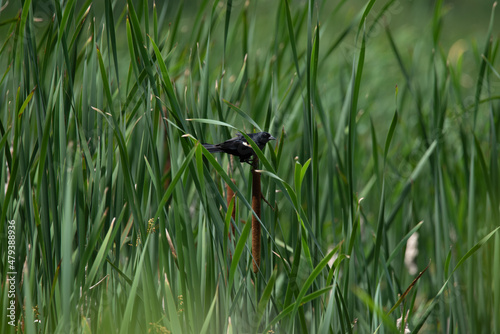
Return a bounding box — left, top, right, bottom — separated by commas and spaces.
228, 216, 252, 292
254, 267, 278, 333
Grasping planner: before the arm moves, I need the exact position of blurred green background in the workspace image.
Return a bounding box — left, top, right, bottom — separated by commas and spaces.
1, 0, 499, 333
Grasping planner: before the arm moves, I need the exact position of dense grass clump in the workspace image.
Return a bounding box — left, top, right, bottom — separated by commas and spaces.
1, 0, 499, 333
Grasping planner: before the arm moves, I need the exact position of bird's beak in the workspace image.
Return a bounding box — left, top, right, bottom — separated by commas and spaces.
270, 135, 276, 140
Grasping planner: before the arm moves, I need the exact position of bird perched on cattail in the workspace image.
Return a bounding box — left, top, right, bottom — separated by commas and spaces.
203, 132, 276, 164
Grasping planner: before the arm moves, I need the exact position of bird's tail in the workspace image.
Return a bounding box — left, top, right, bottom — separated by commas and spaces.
202, 144, 221, 153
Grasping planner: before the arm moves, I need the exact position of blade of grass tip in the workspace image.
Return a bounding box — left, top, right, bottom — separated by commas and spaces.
96, 46, 114, 116
341, 36, 365, 311
128, 4, 168, 124
431, 0, 444, 45
153, 1, 158, 42
386, 221, 424, 266
18, 0, 31, 56
0, 64, 11, 88
196, 34, 211, 121
294, 161, 303, 205
471, 2, 496, 129
83, 218, 119, 292
226, 56, 249, 105
105, 259, 133, 286
170, 2, 184, 48
310, 22, 319, 99
276, 127, 286, 170
367, 0, 398, 37
223, 101, 263, 132
444, 247, 452, 279
144, 0, 150, 39
223, 0, 232, 57
105, 0, 120, 84
299, 159, 312, 194
264, 97, 273, 137
385, 26, 411, 94
54, 0, 75, 96
0, 127, 11, 168
143, 156, 159, 193
68, 5, 92, 52
147, 32, 185, 126
126, 18, 140, 82
356, 0, 377, 40
454, 226, 500, 274
387, 262, 430, 316
384, 109, 398, 164
351, 25, 366, 123
304, 0, 314, 154
346, 25, 366, 248
373, 108, 398, 281
284, 0, 302, 81
267, 124, 279, 167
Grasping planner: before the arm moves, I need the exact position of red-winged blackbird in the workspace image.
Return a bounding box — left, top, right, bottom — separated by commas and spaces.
203, 132, 276, 164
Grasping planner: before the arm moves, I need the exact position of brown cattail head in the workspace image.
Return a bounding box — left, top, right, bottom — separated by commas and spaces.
251, 157, 261, 273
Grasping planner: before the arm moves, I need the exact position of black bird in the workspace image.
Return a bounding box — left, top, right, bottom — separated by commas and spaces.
203, 132, 276, 164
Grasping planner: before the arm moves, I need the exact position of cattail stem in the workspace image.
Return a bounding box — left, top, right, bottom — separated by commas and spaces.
251, 157, 261, 273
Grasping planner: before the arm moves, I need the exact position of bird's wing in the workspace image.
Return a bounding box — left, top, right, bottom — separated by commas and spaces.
221, 133, 246, 144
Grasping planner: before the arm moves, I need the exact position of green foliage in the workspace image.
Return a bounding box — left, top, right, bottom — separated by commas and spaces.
1, 0, 499, 333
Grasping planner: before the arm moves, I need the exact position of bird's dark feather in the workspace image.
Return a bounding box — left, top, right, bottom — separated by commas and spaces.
202, 132, 276, 164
